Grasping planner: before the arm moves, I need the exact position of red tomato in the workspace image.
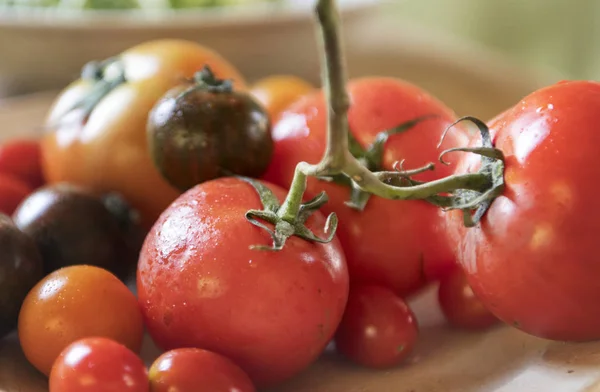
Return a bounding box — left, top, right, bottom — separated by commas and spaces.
0, 173, 32, 215
49, 337, 149, 392
438, 269, 498, 330
137, 177, 349, 388
263, 77, 468, 296
334, 285, 418, 368
446, 80, 600, 341
0, 139, 44, 189
149, 348, 255, 392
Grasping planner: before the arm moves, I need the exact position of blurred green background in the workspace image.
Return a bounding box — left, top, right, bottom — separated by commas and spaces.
389, 0, 597, 81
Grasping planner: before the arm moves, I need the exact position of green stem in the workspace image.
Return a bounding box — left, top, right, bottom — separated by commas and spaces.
277, 168, 308, 224
316, 0, 350, 172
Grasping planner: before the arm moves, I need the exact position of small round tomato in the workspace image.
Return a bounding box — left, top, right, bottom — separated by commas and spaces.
41, 39, 247, 228
438, 269, 498, 330
334, 285, 418, 368
0, 173, 32, 216
0, 214, 43, 338
446, 80, 600, 341
0, 139, 44, 189
49, 337, 149, 392
250, 75, 314, 120
18, 265, 144, 376
12, 184, 137, 277
149, 348, 255, 392
138, 177, 349, 388
148, 66, 273, 191
263, 77, 468, 296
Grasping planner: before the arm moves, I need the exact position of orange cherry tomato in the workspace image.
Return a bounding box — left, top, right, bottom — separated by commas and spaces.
18, 265, 144, 376
41, 39, 247, 228
49, 337, 149, 392
250, 75, 314, 120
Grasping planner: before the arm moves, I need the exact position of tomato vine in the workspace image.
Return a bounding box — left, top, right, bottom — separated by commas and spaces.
246, 0, 507, 250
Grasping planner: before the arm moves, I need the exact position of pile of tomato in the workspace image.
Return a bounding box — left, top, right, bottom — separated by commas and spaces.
2, 35, 600, 392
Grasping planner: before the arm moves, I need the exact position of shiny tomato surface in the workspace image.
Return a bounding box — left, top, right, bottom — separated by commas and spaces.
446, 80, 600, 341
18, 265, 144, 375
264, 77, 468, 296
49, 337, 149, 392
149, 348, 255, 392
138, 177, 349, 387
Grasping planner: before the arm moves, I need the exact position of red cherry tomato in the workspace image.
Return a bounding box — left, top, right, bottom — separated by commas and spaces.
49, 337, 149, 392
149, 348, 255, 392
0, 139, 44, 189
263, 77, 469, 296
446, 80, 600, 341
137, 177, 349, 388
0, 173, 32, 215
438, 269, 498, 330
334, 285, 419, 368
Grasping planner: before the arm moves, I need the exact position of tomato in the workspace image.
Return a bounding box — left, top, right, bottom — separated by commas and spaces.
263, 77, 468, 296
149, 348, 255, 392
445, 80, 600, 341
137, 177, 349, 387
334, 285, 418, 368
438, 269, 498, 330
147, 66, 272, 191
250, 75, 314, 120
13, 184, 137, 278
18, 265, 144, 375
41, 39, 247, 228
0, 139, 44, 189
0, 213, 43, 338
0, 173, 32, 215
49, 337, 149, 392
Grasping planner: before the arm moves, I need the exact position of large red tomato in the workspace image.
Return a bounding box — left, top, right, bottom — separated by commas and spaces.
263, 77, 468, 296
446, 80, 600, 341
137, 177, 349, 388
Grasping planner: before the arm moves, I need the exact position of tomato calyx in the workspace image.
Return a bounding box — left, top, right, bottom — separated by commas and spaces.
241, 177, 338, 251
318, 115, 438, 211
184, 65, 234, 95
57, 57, 127, 125
430, 116, 505, 227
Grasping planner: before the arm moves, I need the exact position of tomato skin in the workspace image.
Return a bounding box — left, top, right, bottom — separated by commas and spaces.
263, 77, 468, 296
41, 39, 247, 228
446, 80, 600, 341
137, 177, 349, 388
147, 73, 273, 192
334, 285, 418, 368
18, 265, 144, 376
0, 139, 44, 189
149, 348, 255, 392
438, 269, 498, 330
49, 337, 149, 392
250, 75, 314, 120
0, 173, 32, 216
